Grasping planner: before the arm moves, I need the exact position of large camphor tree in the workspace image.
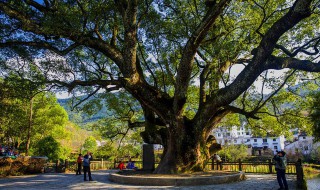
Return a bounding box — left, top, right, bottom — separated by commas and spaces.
1, 0, 320, 173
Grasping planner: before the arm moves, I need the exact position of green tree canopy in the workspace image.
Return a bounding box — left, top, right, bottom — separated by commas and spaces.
1, 0, 320, 173
309, 91, 320, 141
83, 136, 97, 153
0, 76, 69, 155
218, 144, 249, 162
34, 135, 70, 161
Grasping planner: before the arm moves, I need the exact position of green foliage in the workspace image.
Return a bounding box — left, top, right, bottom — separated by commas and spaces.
94, 142, 117, 160
34, 136, 70, 161
218, 114, 241, 128
116, 143, 142, 159
310, 146, 320, 162
59, 122, 90, 154
309, 91, 320, 141
83, 136, 97, 153
240, 82, 315, 138
218, 144, 248, 162
0, 76, 75, 160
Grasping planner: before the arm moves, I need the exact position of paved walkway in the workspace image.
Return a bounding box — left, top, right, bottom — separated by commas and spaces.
0, 170, 300, 190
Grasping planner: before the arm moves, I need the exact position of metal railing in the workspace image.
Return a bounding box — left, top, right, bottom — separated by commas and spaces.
208, 159, 297, 174
46, 158, 302, 176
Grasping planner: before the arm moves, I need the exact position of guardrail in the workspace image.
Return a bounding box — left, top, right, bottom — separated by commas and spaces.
45, 159, 114, 173
45, 158, 305, 189
47, 158, 303, 176
209, 159, 297, 174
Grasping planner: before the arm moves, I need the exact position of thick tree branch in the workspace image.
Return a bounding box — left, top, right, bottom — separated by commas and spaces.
267, 56, 320, 71
0, 41, 79, 56
50, 79, 122, 93
24, 0, 55, 13
174, 0, 231, 115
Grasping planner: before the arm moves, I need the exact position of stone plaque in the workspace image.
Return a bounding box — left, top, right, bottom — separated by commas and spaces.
142, 144, 155, 171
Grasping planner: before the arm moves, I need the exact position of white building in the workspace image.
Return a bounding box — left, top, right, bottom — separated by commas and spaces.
284, 132, 319, 155
212, 126, 285, 155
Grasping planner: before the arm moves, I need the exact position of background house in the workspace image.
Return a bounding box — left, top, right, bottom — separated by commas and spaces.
212, 125, 285, 155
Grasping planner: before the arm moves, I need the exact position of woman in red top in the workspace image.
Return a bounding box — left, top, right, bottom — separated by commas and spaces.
76, 154, 83, 175
118, 161, 125, 170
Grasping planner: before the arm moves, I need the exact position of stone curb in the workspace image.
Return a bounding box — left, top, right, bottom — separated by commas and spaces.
109, 171, 246, 186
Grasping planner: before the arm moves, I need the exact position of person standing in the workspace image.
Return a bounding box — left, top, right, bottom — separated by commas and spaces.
83, 151, 93, 181
213, 154, 222, 162
273, 151, 288, 190
76, 154, 83, 175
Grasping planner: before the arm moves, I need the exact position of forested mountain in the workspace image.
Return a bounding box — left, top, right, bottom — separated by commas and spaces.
58, 97, 111, 125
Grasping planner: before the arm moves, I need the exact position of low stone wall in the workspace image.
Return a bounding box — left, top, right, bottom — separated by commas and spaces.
0, 156, 48, 177
109, 171, 246, 186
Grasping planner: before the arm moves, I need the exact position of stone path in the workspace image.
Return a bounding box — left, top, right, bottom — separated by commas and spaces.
0, 170, 300, 190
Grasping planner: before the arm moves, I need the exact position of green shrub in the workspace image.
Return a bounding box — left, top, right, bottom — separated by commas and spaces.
33, 136, 70, 161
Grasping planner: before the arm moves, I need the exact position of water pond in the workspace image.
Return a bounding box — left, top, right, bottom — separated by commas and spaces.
306, 173, 320, 190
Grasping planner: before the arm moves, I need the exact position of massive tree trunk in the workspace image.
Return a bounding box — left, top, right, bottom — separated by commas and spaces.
155, 125, 204, 174
150, 113, 224, 174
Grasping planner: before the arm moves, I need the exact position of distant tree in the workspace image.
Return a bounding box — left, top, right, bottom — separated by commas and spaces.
95, 142, 117, 160
309, 92, 320, 141
34, 136, 70, 161
310, 146, 320, 162
218, 144, 248, 162
0, 79, 28, 148
0, 76, 68, 154
83, 136, 98, 153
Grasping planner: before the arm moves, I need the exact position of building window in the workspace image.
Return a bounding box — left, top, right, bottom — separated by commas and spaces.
246, 132, 250, 135
263, 139, 267, 143
274, 146, 278, 150
304, 146, 309, 150
303, 137, 306, 139
234, 139, 237, 143
227, 133, 230, 136
218, 133, 221, 137
247, 139, 250, 142
273, 138, 276, 141
254, 139, 257, 142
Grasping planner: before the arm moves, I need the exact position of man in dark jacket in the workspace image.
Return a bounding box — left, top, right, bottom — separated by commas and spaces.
83, 151, 93, 181
273, 151, 288, 190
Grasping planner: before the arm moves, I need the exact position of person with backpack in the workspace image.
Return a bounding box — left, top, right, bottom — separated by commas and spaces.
76, 154, 83, 175
273, 151, 288, 190
83, 151, 93, 181
213, 154, 222, 162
